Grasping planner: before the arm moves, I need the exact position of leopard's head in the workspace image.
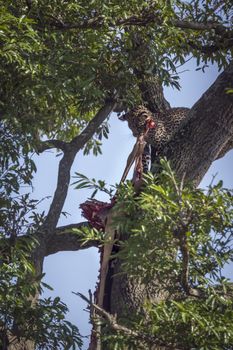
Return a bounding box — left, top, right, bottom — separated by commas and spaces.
119, 105, 154, 137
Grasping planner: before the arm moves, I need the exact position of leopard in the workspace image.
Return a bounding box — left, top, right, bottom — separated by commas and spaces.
119, 105, 190, 161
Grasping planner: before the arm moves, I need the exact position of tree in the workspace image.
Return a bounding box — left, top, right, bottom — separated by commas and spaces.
0, 0, 233, 349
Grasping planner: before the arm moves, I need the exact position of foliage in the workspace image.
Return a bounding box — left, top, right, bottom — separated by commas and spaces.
72, 171, 115, 198
117, 161, 233, 283
0, 235, 82, 349
0, 122, 36, 195
1, 0, 232, 143
72, 159, 233, 348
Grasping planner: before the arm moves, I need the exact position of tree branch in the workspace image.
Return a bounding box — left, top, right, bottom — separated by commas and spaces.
188, 36, 233, 54
45, 222, 99, 256
40, 101, 116, 234
43, 10, 229, 34
171, 20, 226, 32
39, 10, 233, 62
177, 228, 201, 298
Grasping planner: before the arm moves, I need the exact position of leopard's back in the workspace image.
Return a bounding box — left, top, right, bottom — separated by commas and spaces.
147, 107, 190, 151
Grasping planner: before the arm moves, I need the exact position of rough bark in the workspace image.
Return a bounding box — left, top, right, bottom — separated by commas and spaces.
160, 61, 233, 185
45, 222, 99, 256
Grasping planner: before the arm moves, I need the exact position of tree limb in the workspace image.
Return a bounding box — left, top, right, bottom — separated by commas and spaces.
39, 7, 233, 56
188, 36, 233, 54
70, 101, 116, 151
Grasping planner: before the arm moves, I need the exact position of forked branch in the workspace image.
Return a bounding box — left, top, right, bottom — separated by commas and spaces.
40, 101, 116, 234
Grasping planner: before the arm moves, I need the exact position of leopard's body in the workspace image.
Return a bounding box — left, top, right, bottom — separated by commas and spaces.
121, 105, 190, 159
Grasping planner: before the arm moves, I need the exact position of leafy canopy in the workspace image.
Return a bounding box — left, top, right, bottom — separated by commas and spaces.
1, 0, 232, 142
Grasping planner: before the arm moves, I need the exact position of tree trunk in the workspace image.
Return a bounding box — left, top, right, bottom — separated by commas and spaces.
104, 62, 233, 349
160, 62, 233, 185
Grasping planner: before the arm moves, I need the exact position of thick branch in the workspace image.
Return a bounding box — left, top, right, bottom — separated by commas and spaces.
43, 10, 229, 34
158, 61, 233, 185
45, 222, 99, 256
41, 8, 233, 55
188, 36, 233, 54
41, 150, 76, 233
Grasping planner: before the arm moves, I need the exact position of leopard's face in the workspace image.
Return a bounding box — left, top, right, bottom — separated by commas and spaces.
119, 106, 154, 137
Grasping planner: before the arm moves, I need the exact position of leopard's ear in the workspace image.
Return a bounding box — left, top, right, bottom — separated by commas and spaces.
118, 113, 127, 121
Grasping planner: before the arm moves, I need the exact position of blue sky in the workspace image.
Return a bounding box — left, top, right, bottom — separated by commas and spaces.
31, 61, 233, 349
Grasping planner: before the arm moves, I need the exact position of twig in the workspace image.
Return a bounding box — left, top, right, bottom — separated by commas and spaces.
176, 226, 201, 298
171, 174, 200, 298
